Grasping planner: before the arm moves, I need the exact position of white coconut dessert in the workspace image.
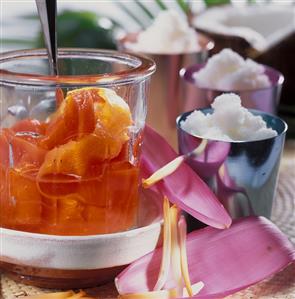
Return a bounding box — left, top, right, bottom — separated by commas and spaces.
181, 93, 277, 142
193, 49, 271, 91
125, 10, 201, 54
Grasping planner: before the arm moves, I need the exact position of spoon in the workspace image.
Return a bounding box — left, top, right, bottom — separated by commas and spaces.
35, 0, 58, 75
5, 1, 59, 121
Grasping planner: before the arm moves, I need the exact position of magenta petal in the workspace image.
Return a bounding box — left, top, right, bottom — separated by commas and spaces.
142, 126, 232, 229
116, 217, 295, 297
187, 141, 230, 180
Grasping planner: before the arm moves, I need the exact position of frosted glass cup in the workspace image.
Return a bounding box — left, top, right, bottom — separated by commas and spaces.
0, 48, 155, 236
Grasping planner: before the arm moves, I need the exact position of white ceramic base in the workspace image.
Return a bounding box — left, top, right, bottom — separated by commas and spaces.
0, 189, 163, 288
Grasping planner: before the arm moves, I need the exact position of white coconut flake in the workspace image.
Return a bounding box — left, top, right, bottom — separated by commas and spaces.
126, 10, 200, 54
181, 93, 277, 142
193, 48, 271, 90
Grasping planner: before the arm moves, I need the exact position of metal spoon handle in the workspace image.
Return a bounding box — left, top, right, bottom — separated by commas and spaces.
36, 0, 58, 75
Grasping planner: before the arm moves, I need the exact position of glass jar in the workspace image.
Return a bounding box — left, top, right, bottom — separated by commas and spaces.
0, 48, 155, 236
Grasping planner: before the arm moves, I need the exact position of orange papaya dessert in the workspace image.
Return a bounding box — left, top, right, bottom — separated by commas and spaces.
0, 87, 139, 235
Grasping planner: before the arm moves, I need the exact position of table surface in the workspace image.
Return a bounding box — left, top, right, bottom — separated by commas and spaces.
1, 141, 295, 299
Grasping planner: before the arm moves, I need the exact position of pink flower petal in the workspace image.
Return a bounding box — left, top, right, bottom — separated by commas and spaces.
116, 217, 295, 298
141, 126, 232, 229
179, 136, 230, 180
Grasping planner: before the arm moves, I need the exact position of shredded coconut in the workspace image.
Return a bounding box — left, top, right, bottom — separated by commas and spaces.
193, 48, 271, 90
181, 93, 277, 142
126, 10, 200, 54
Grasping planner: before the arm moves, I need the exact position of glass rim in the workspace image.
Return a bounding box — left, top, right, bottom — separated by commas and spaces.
0, 48, 156, 86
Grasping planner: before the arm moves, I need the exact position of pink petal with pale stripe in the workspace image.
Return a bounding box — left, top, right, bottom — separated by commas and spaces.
141, 126, 232, 229
185, 140, 230, 180
116, 217, 295, 298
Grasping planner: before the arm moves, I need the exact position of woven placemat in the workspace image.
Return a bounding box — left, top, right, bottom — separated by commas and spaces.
1, 146, 295, 299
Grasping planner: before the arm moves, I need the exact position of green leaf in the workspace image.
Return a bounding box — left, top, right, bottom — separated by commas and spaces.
176, 0, 190, 14
35, 10, 117, 49
20, 13, 39, 20
0, 38, 35, 46
155, 0, 167, 10
116, 2, 145, 28
204, 0, 231, 7
134, 0, 154, 19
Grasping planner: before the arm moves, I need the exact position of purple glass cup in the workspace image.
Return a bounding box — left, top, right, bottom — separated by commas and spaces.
180, 63, 284, 115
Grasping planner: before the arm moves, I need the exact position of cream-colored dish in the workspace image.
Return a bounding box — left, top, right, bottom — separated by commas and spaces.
0, 188, 163, 288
